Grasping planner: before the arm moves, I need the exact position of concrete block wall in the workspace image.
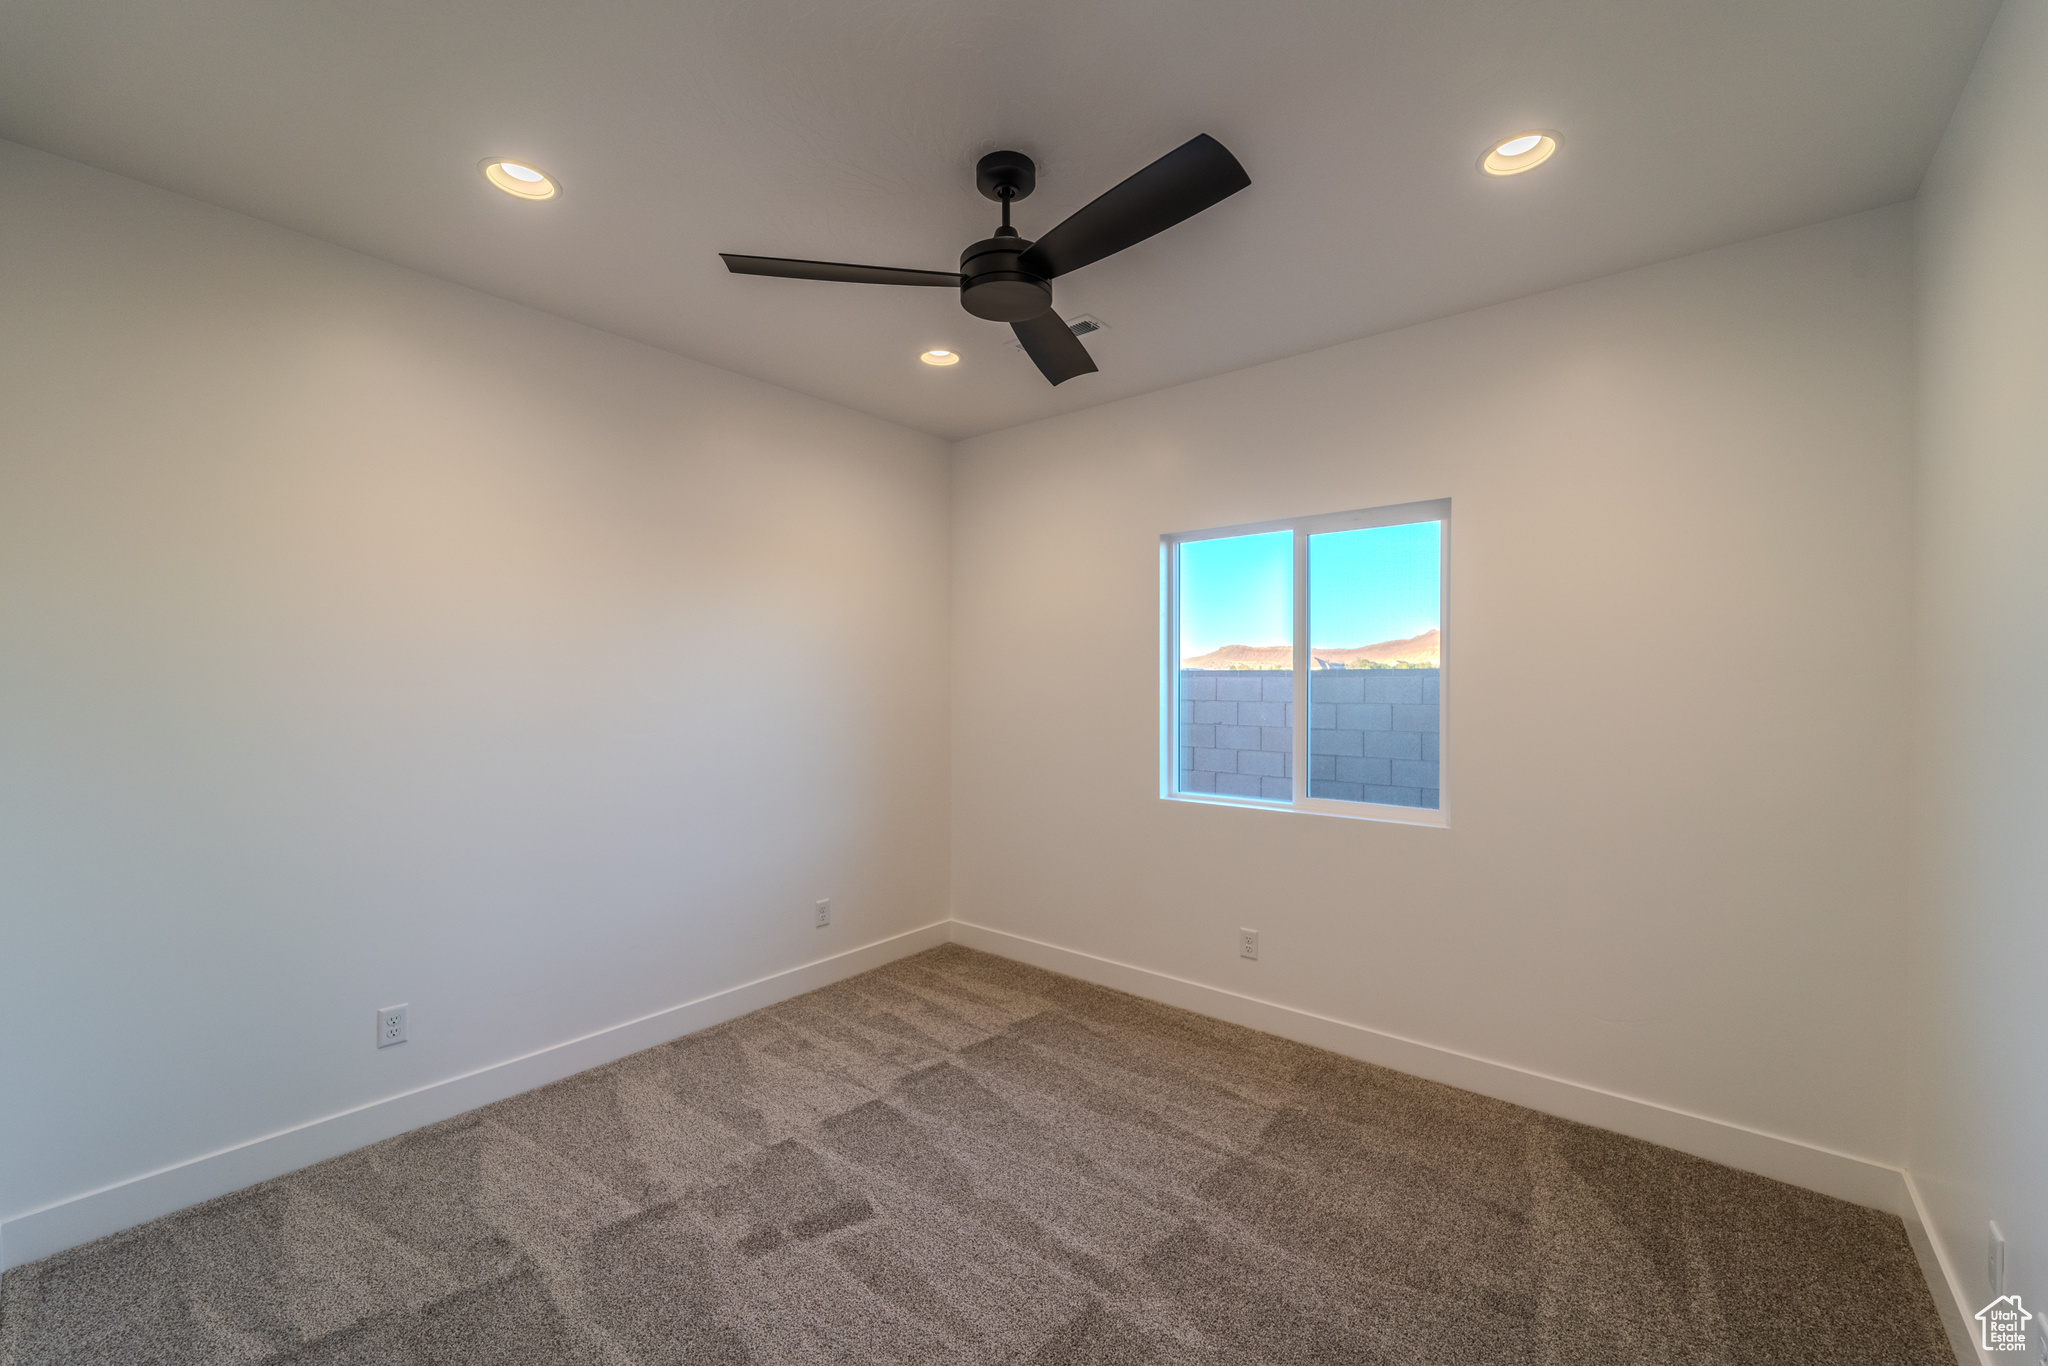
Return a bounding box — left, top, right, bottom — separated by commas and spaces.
1180, 670, 1296, 800
1177, 668, 1439, 807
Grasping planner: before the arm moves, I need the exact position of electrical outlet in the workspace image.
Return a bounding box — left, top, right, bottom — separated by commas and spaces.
1239, 928, 1259, 961
377, 1005, 408, 1049
1991, 1220, 2007, 1294
815, 899, 831, 928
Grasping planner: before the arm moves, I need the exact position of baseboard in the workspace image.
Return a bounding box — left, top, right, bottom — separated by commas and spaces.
949, 920, 1912, 1216
0, 919, 952, 1271
5, 912, 1960, 1343
949, 922, 2001, 1353
1901, 1170, 1991, 1366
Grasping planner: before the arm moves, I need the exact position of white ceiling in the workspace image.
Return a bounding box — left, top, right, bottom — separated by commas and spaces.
0, 0, 1997, 440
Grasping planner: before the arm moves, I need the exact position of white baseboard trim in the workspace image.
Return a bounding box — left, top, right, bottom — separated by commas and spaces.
9, 908, 1970, 1361
0, 919, 952, 1272
1901, 1170, 1990, 1366
949, 920, 1912, 1216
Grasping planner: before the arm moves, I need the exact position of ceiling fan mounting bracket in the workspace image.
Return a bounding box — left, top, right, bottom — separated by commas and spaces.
976, 150, 1036, 203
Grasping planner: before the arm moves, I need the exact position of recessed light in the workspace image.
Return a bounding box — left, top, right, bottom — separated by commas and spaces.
1481, 132, 1559, 176
920, 349, 960, 366
481, 159, 558, 200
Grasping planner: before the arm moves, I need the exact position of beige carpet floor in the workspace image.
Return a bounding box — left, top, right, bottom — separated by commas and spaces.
1, 945, 1953, 1365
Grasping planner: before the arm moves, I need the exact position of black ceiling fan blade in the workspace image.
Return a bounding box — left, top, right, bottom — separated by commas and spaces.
1012, 311, 1099, 386
1018, 134, 1249, 280
720, 254, 963, 287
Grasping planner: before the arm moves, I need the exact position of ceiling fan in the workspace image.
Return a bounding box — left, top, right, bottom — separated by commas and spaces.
720, 134, 1250, 386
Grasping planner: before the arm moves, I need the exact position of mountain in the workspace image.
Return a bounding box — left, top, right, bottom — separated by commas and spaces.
1181, 628, 1439, 670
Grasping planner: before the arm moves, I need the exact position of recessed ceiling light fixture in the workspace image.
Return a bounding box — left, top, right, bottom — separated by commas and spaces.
920, 349, 960, 366
481, 159, 558, 200
1481, 132, 1559, 176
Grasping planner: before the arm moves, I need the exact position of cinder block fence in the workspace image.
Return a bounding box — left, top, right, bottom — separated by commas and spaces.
1178, 668, 1439, 807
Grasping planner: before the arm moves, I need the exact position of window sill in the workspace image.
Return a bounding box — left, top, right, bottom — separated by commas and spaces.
1162, 791, 1448, 828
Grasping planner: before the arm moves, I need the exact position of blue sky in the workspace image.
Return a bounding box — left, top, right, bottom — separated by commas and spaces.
1178, 522, 1440, 656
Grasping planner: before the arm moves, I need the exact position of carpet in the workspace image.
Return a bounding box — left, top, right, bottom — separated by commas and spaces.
0, 945, 1954, 1364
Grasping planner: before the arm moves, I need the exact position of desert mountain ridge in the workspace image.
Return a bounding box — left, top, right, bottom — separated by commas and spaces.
1182, 628, 1439, 670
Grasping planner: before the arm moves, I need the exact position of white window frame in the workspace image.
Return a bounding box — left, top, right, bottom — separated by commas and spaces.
1160, 498, 1449, 827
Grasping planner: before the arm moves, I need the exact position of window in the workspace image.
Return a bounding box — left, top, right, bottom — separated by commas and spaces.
1163, 499, 1447, 824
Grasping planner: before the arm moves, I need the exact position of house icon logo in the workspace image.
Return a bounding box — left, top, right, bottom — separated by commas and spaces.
1977, 1294, 2032, 1353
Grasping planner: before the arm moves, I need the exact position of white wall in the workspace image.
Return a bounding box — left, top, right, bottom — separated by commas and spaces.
952, 205, 1916, 1174
0, 112, 1952, 1276
1910, 0, 2048, 1337
0, 140, 950, 1263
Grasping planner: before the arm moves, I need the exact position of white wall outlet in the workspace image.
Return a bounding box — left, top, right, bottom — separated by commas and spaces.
1239, 928, 1259, 961
377, 1005, 408, 1049
1991, 1220, 2007, 1293
815, 899, 831, 928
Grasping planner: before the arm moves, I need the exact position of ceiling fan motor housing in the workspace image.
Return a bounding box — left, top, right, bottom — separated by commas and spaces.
958, 235, 1052, 321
